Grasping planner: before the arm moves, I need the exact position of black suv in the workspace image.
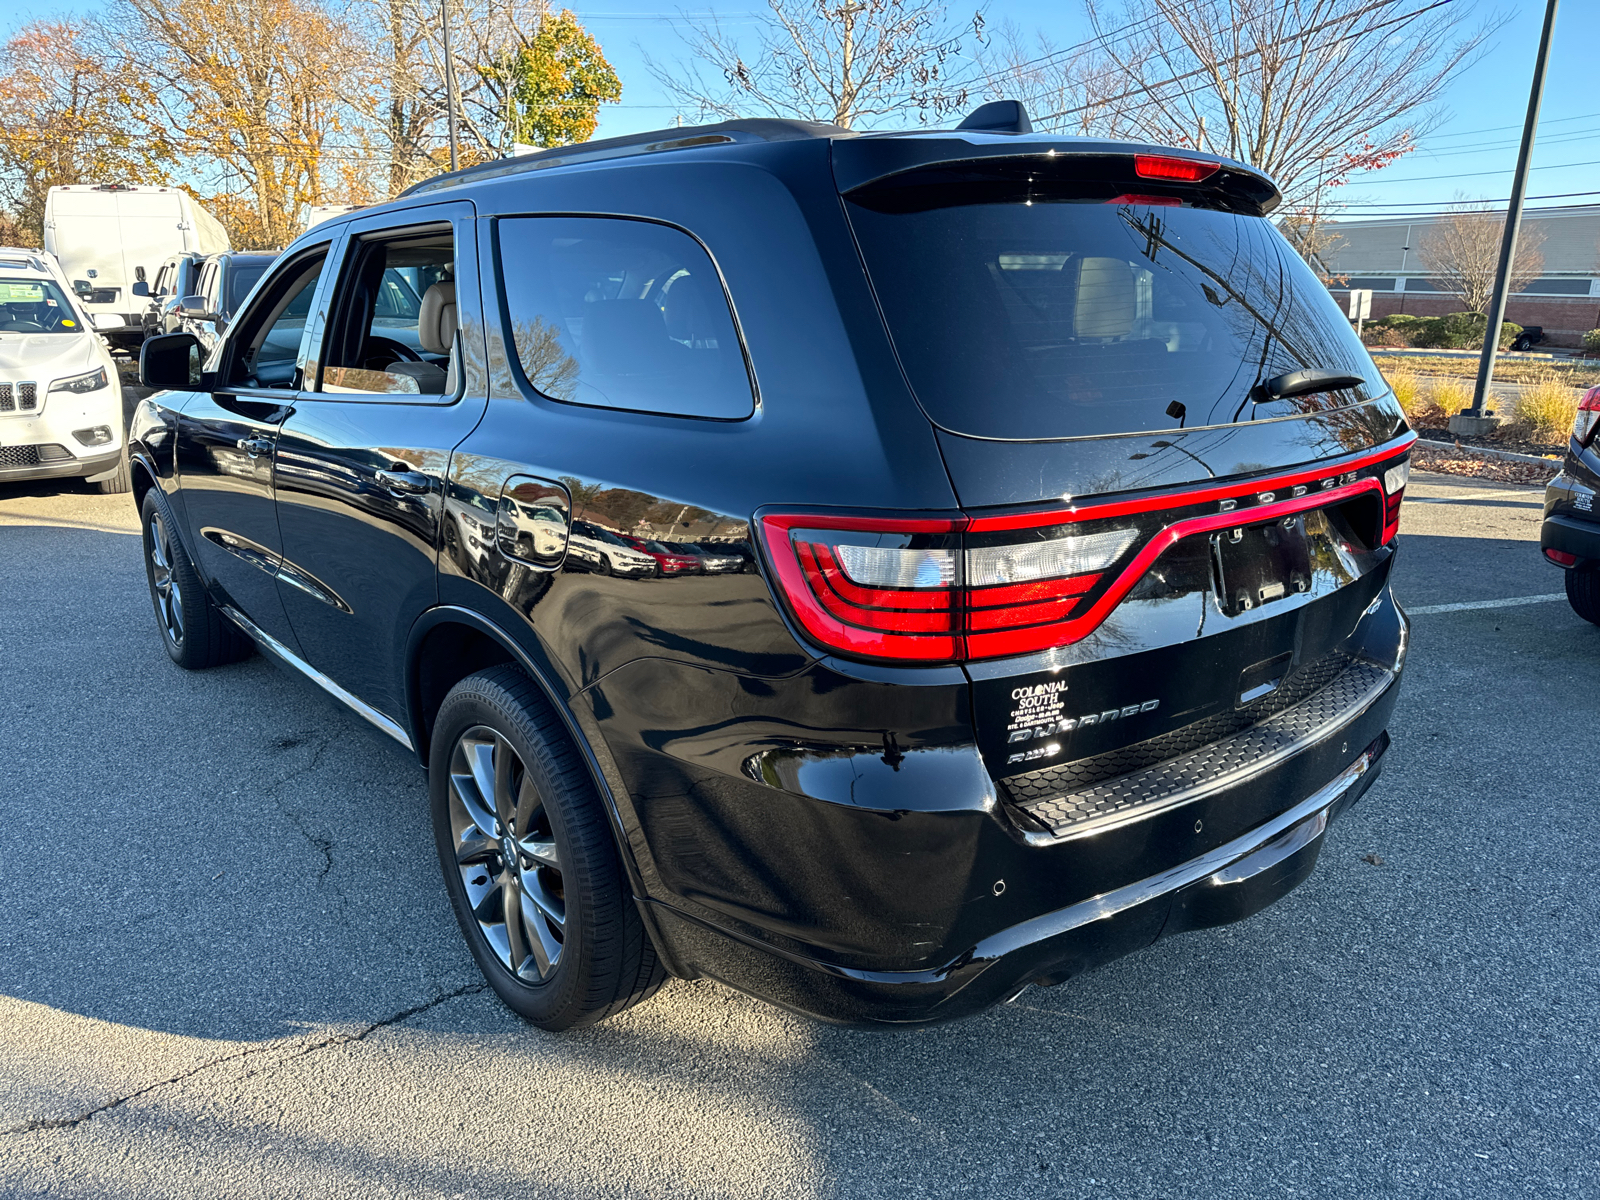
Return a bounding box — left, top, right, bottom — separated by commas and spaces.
175, 252, 278, 353
130, 101, 1415, 1031
1540, 383, 1600, 623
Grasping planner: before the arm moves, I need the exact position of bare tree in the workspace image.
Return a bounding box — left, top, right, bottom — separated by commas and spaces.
648, 0, 983, 129
1418, 202, 1546, 316
989, 0, 1496, 211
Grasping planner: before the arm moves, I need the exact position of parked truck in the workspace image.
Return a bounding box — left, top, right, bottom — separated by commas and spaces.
43, 184, 229, 350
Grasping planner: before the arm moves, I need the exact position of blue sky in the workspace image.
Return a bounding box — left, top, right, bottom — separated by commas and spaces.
5, 0, 1592, 218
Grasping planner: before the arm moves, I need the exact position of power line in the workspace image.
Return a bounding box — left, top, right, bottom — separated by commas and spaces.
1350, 156, 1600, 184
1035, 0, 1454, 123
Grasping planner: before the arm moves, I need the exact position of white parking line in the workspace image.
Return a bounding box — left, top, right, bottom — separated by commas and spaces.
1407, 593, 1566, 615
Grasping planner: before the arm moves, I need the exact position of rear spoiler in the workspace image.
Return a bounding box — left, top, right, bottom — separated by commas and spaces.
833, 136, 1281, 216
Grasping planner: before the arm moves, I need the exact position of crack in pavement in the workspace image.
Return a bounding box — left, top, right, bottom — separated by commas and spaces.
261, 733, 340, 885
2, 982, 487, 1138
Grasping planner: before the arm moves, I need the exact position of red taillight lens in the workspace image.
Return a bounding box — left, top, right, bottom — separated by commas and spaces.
1134, 155, 1219, 183
1574, 386, 1600, 447
759, 443, 1412, 664
1381, 458, 1410, 543
1546, 548, 1579, 566
760, 514, 964, 662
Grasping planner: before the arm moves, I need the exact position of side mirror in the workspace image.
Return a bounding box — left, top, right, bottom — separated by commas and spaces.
92, 313, 124, 332
135, 265, 147, 283
131, 280, 150, 298
179, 295, 207, 315
73, 279, 92, 296
140, 332, 205, 391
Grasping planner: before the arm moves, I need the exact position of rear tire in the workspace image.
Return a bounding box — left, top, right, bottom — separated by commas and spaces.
1566, 569, 1600, 626
139, 489, 254, 669
430, 665, 665, 1030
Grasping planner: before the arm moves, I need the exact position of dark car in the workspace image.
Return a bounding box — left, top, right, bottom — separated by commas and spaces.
128, 101, 1414, 1033
177, 252, 277, 353
1540, 384, 1600, 623
137, 253, 205, 339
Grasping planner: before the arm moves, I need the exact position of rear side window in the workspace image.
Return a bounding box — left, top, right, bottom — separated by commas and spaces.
846, 193, 1376, 440
496, 216, 754, 420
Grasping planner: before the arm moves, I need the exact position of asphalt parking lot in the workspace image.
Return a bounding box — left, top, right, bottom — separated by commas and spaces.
1, 470, 1596, 1199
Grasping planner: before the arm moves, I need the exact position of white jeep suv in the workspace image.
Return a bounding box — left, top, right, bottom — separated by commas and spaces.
0, 248, 128, 492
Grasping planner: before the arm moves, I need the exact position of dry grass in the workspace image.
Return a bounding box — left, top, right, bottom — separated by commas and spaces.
1369, 353, 1600, 388
1426, 376, 1472, 423
1509, 372, 1580, 443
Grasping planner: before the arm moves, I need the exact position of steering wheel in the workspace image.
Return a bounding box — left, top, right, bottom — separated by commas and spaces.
0, 320, 43, 332
361, 335, 423, 370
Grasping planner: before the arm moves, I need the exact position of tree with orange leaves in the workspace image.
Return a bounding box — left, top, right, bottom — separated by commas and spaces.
0, 20, 165, 244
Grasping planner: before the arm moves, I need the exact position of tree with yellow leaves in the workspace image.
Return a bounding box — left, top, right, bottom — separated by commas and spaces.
489, 9, 621, 149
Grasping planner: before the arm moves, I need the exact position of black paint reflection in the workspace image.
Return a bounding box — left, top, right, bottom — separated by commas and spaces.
444, 449, 804, 687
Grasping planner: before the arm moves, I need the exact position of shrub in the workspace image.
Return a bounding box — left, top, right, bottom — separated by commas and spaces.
1410, 312, 1522, 351
1362, 326, 1409, 348
1584, 329, 1600, 352
1510, 373, 1580, 443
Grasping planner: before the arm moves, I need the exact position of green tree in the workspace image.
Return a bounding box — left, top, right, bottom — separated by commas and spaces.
492, 9, 621, 149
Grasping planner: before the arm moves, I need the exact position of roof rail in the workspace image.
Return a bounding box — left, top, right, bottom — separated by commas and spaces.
401, 118, 851, 198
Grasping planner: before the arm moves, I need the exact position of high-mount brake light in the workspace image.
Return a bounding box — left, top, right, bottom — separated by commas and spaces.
759, 440, 1414, 665
1133, 155, 1220, 183
1105, 193, 1181, 207
1575, 386, 1600, 447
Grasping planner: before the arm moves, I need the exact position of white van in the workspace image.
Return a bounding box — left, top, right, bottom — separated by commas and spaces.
43, 185, 229, 348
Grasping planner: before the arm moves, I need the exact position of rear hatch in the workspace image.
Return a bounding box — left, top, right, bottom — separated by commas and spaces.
825, 135, 1412, 794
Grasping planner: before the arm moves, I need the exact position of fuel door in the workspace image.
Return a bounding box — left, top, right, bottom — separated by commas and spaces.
496, 475, 571, 570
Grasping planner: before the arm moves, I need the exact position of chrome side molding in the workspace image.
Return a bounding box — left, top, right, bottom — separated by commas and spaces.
219, 604, 414, 751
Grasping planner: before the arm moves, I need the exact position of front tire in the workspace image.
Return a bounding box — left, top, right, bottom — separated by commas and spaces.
140, 489, 253, 669
93, 456, 133, 495
1566, 569, 1600, 626
430, 665, 665, 1030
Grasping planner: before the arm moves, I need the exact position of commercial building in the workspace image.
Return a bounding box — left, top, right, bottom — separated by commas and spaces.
1317, 204, 1600, 345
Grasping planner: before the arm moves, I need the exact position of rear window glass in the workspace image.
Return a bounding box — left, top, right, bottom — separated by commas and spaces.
226, 264, 268, 311
496, 216, 754, 420
845, 195, 1376, 440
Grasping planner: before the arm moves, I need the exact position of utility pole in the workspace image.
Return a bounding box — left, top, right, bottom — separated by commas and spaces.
1453, 0, 1559, 435
441, 0, 461, 172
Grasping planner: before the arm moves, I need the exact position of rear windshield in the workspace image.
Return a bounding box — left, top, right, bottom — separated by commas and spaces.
845, 194, 1376, 440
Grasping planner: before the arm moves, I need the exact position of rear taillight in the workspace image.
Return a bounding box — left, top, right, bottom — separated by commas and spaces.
1134, 154, 1219, 183
759, 442, 1413, 665
761, 514, 964, 661
1575, 387, 1600, 447
1381, 457, 1410, 543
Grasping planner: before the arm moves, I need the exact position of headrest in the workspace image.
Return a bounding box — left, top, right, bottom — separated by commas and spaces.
581, 300, 674, 374
661, 275, 714, 343
418, 281, 457, 356
1073, 257, 1136, 340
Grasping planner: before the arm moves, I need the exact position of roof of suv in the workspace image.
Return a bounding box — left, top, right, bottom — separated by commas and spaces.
399, 104, 1281, 212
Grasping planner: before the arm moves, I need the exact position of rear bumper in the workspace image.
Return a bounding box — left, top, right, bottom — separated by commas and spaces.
649, 732, 1388, 1026
1541, 512, 1600, 567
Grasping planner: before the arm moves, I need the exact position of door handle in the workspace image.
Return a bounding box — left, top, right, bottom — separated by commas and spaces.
235, 435, 273, 458
376, 468, 431, 495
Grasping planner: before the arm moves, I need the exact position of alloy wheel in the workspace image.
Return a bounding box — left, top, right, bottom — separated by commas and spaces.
447, 726, 566, 981
147, 510, 184, 647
